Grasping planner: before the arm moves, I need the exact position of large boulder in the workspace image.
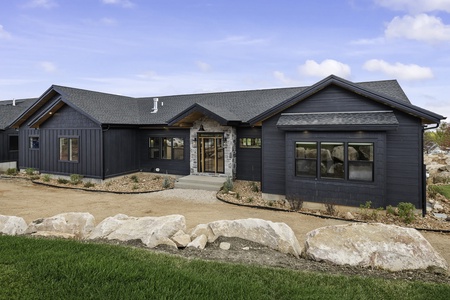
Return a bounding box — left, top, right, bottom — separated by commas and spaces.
0, 215, 28, 235
303, 223, 448, 272
26, 212, 95, 239
191, 218, 302, 258
88, 214, 185, 248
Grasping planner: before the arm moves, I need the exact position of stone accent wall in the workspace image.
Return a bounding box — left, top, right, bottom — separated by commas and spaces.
190, 117, 236, 177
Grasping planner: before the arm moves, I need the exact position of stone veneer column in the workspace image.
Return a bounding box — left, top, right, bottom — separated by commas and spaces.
190, 117, 236, 178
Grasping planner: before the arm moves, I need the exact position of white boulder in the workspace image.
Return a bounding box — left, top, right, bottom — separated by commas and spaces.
192, 218, 302, 258
303, 223, 449, 272
171, 230, 191, 248
26, 212, 95, 238
187, 234, 207, 249
88, 214, 186, 248
0, 215, 28, 235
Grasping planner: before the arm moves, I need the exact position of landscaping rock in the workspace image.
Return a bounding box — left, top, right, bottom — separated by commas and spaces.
31, 231, 76, 239
0, 215, 28, 235
171, 230, 191, 248
220, 242, 231, 250
25, 212, 95, 238
187, 234, 207, 249
192, 218, 302, 258
303, 223, 449, 272
88, 214, 185, 248
344, 212, 354, 220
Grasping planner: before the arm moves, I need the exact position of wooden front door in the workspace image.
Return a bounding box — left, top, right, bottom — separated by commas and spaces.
198, 133, 224, 173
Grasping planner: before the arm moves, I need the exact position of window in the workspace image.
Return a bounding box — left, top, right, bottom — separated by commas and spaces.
59, 137, 79, 162
30, 136, 39, 149
348, 143, 374, 182
295, 141, 374, 182
320, 142, 344, 179
295, 142, 317, 177
149, 137, 184, 160
239, 137, 261, 148
9, 136, 18, 151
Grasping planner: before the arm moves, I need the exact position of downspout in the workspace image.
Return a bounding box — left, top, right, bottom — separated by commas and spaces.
422, 123, 440, 216
101, 125, 110, 180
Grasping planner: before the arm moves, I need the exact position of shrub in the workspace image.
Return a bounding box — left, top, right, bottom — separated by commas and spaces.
162, 176, 171, 189
130, 175, 139, 183
247, 197, 254, 203
359, 201, 382, 220
30, 175, 40, 180
25, 168, 35, 176
42, 174, 51, 182
286, 194, 303, 211
84, 182, 95, 188
222, 176, 234, 193
235, 192, 240, 200
325, 203, 337, 216
57, 178, 69, 184
250, 181, 259, 193
5, 168, 17, 176
132, 184, 139, 190
70, 174, 83, 185
398, 202, 416, 224
386, 205, 396, 216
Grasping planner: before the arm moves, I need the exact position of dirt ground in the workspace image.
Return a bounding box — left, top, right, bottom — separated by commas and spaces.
1, 178, 449, 284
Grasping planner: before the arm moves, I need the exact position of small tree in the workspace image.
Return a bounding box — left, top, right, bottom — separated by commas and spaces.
424, 122, 450, 152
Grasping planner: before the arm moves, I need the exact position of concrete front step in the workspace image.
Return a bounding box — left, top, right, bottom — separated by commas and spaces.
175, 175, 226, 191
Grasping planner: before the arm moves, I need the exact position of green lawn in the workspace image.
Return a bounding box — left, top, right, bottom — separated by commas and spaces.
0, 235, 449, 299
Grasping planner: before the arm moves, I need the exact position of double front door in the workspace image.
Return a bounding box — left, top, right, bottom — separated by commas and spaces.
197, 133, 224, 173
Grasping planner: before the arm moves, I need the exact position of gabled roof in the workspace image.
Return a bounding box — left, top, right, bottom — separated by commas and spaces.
248, 75, 444, 125
9, 75, 445, 128
0, 98, 38, 130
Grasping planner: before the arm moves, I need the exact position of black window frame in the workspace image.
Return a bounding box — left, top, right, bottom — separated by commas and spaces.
239, 137, 262, 148
8, 135, 19, 151
149, 137, 184, 160
295, 141, 374, 182
59, 136, 79, 162
29, 136, 40, 150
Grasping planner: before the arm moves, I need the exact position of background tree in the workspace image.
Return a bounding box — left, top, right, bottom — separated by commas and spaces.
424, 122, 450, 152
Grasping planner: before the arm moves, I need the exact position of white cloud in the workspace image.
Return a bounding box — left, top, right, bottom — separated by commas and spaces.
196, 61, 212, 72
38, 61, 57, 73
0, 25, 11, 39
298, 59, 351, 79
23, 0, 58, 9
385, 14, 450, 43
350, 37, 385, 45
100, 18, 117, 26
101, 0, 134, 8
213, 35, 268, 46
273, 71, 298, 85
363, 59, 434, 80
375, 0, 450, 13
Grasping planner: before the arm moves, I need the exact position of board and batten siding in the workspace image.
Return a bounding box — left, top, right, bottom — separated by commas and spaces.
236, 127, 262, 181
261, 84, 425, 208
137, 129, 190, 175
103, 128, 139, 178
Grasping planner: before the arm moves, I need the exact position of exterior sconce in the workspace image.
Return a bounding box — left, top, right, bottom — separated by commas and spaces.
193, 137, 197, 142
198, 125, 205, 132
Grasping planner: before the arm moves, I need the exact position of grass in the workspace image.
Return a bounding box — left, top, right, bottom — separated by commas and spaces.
431, 184, 450, 199
0, 236, 449, 299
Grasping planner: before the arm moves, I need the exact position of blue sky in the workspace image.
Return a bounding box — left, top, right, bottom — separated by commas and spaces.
1, 0, 449, 119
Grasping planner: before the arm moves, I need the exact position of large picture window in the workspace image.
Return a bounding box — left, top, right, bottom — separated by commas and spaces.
348, 143, 374, 182
295, 141, 374, 182
149, 137, 184, 160
59, 137, 79, 162
295, 142, 317, 177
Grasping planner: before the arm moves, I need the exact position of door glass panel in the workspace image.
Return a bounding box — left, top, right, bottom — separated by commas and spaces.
198, 134, 224, 173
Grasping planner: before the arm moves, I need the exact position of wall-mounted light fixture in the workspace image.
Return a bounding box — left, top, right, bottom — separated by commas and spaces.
193, 137, 197, 142
198, 125, 205, 132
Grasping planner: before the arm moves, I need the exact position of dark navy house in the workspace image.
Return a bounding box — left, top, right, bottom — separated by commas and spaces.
4, 75, 445, 210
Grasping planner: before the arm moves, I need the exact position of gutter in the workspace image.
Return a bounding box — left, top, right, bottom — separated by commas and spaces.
422, 123, 441, 217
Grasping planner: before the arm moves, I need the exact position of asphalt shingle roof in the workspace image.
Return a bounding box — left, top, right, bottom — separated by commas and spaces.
0, 98, 38, 129
277, 111, 399, 127
12, 76, 440, 128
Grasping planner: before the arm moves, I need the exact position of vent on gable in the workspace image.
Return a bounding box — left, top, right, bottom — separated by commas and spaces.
151, 97, 159, 113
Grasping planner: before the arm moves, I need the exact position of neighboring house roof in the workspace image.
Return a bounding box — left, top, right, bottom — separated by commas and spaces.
9, 75, 445, 128
0, 98, 38, 130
